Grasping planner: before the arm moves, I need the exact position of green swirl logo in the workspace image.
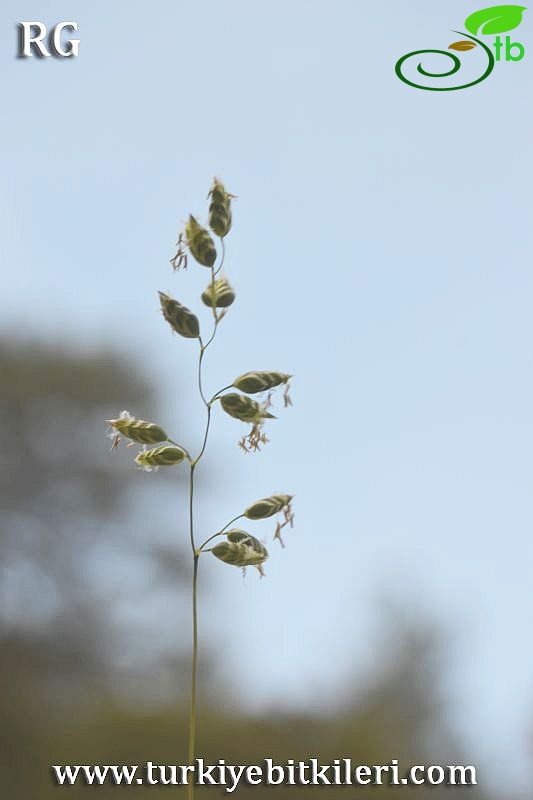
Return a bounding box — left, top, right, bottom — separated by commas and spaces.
395, 5, 527, 91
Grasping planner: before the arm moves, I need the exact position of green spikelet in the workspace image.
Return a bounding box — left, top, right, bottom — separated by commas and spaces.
159, 292, 200, 339
212, 530, 268, 567
219, 393, 276, 424
201, 277, 235, 309
135, 445, 188, 471
232, 371, 291, 394
208, 178, 232, 238
107, 411, 168, 444
185, 215, 217, 267
244, 494, 293, 520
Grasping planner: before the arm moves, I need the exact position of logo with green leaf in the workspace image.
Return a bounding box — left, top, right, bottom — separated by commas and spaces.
396, 4, 527, 91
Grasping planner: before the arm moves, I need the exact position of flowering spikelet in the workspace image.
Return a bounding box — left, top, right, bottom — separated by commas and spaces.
159, 292, 200, 339
208, 178, 233, 238
219, 393, 276, 424
135, 445, 188, 472
107, 410, 168, 445
232, 371, 291, 394
185, 215, 217, 267
201, 277, 235, 308
244, 494, 293, 520
212, 530, 268, 568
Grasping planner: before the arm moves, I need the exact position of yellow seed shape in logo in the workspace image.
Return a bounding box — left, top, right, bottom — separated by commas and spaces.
448, 40, 478, 51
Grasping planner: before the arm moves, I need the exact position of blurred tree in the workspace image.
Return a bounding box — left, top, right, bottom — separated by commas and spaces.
41, 621, 499, 798
0, 338, 191, 699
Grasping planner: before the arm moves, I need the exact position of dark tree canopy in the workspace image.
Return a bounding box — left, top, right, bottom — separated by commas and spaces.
0, 338, 189, 692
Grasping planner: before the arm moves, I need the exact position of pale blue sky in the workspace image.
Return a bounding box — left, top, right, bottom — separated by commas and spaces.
2, 1, 533, 794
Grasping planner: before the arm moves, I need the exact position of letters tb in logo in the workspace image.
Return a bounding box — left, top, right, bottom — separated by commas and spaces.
18, 22, 80, 58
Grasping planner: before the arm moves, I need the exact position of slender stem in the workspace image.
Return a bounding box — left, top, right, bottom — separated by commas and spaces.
208, 385, 233, 404
198, 514, 244, 551
188, 463, 197, 553
214, 237, 225, 276
187, 552, 199, 800
195, 339, 214, 466
195, 404, 211, 466
187, 247, 226, 799
203, 326, 218, 350
197, 341, 209, 406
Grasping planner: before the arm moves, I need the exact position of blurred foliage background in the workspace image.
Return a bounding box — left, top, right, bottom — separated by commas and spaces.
0, 337, 513, 798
